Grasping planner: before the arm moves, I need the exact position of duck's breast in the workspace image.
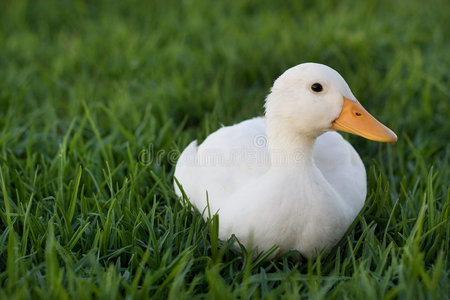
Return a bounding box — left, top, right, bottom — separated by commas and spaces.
313, 131, 367, 215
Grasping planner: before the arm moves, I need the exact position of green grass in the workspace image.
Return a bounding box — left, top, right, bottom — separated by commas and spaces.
0, 0, 449, 298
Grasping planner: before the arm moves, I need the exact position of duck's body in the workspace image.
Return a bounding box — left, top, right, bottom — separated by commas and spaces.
175, 118, 365, 257
174, 63, 396, 258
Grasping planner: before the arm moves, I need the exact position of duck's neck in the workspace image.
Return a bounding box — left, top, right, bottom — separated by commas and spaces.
266, 124, 317, 168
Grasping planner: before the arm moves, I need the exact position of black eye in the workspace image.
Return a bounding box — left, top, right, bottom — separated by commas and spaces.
311, 83, 323, 92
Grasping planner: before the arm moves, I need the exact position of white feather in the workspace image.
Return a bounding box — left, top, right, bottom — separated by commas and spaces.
174, 63, 367, 258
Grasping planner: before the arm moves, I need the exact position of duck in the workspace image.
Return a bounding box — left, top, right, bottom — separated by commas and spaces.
173, 63, 397, 258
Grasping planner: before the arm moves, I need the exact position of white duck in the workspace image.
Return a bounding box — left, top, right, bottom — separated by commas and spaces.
174, 63, 397, 258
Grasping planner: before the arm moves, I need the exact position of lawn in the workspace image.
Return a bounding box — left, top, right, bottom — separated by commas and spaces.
0, 0, 449, 298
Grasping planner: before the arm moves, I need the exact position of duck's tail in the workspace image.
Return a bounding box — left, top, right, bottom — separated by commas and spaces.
173, 140, 199, 198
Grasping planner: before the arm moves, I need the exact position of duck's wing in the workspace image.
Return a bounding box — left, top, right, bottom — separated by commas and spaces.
174, 117, 270, 212
313, 131, 367, 214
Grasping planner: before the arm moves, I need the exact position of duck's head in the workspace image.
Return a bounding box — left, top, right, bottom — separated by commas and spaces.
265, 63, 397, 143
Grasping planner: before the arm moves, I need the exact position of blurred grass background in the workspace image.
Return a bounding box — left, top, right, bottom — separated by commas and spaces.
0, 0, 449, 299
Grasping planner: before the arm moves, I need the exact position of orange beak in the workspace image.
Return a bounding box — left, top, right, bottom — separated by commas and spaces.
332, 97, 397, 143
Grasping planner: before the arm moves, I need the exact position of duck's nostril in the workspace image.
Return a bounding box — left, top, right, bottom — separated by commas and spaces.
355, 112, 362, 117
